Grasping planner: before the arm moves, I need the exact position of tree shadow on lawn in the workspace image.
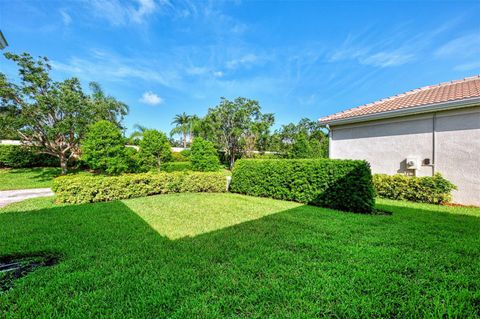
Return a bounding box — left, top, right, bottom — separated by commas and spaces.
0, 198, 479, 318
7, 167, 61, 183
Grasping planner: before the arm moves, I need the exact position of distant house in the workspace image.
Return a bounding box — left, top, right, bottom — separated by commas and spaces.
319, 76, 480, 206
0, 30, 8, 49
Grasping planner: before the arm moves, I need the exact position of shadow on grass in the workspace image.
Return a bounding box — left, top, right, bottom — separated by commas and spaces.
7, 167, 61, 183
0, 197, 479, 317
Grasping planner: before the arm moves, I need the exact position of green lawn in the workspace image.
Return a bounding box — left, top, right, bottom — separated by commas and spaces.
1, 193, 479, 318
0, 167, 92, 190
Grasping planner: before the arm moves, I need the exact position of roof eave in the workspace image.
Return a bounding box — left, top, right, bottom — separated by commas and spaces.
319, 96, 480, 126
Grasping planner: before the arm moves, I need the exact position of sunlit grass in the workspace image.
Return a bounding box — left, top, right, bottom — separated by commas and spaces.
1, 193, 479, 318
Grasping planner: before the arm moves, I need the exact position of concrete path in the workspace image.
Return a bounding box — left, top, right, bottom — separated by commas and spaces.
0, 188, 54, 208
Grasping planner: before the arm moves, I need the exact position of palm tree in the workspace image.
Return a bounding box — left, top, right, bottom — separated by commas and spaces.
170, 112, 191, 148
129, 124, 148, 145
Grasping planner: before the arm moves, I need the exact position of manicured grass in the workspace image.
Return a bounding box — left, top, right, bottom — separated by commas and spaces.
0, 167, 89, 190
1, 194, 479, 317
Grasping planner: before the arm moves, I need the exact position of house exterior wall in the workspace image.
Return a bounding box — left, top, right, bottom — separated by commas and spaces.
329, 106, 480, 206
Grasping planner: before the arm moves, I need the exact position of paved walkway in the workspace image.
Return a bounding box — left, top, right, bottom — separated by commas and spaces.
0, 188, 54, 208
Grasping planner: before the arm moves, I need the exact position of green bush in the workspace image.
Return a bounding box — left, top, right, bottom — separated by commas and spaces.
53, 171, 227, 204
172, 152, 189, 162
230, 159, 375, 214
161, 162, 193, 172
139, 130, 172, 171
190, 137, 220, 172
0, 145, 59, 168
373, 173, 456, 204
81, 121, 134, 175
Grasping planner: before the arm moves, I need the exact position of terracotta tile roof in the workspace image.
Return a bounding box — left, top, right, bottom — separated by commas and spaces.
319, 75, 480, 123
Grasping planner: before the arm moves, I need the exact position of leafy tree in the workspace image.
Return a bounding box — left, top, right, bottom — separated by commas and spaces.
290, 133, 312, 158
204, 97, 274, 169
81, 120, 133, 175
139, 129, 172, 171
190, 137, 220, 172
170, 112, 191, 148
0, 52, 128, 173
270, 118, 328, 158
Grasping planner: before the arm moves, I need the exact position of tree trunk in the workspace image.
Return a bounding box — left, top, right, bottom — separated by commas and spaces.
229, 152, 235, 170
183, 132, 187, 148
60, 154, 68, 175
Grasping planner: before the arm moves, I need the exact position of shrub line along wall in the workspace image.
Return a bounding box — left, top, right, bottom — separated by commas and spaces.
53, 171, 227, 204
373, 173, 456, 204
230, 159, 375, 214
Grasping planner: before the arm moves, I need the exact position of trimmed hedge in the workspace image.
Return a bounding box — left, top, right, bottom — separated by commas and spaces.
373, 173, 456, 204
53, 171, 227, 204
230, 159, 375, 214
161, 162, 193, 172
0, 145, 59, 168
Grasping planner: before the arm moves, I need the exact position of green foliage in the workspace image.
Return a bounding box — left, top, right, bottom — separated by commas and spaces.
190, 137, 220, 172
0, 53, 128, 173
161, 162, 193, 172
0, 145, 58, 168
270, 118, 328, 158
290, 133, 312, 158
81, 121, 133, 175
171, 152, 189, 162
53, 172, 227, 204
373, 173, 456, 204
203, 97, 275, 169
180, 149, 191, 157
139, 129, 172, 171
230, 159, 375, 213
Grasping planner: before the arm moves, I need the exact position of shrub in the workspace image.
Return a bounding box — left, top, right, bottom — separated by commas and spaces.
190, 137, 220, 172
139, 130, 172, 171
373, 173, 456, 204
172, 152, 189, 162
180, 149, 191, 159
161, 162, 193, 172
0, 145, 59, 168
230, 159, 375, 214
81, 121, 133, 175
53, 171, 227, 204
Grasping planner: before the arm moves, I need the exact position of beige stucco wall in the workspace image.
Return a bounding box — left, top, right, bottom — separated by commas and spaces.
329, 106, 480, 206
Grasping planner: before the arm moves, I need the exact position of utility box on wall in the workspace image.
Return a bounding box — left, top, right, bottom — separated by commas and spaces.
406, 157, 419, 170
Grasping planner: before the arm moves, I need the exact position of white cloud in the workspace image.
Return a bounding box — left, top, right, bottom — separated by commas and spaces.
60, 9, 72, 26
140, 91, 163, 105
186, 66, 209, 75
226, 54, 258, 69
435, 33, 480, 58
51, 49, 180, 88
213, 71, 224, 78
360, 51, 414, 67
454, 61, 480, 72
88, 0, 160, 26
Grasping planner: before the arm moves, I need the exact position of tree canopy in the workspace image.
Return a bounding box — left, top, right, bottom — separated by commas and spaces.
203, 97, 275, 169
0, 52, 128, 173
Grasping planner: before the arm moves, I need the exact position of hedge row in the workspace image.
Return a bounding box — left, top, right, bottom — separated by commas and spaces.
161, 162, 193, 172
230, 159, 375, 214
53, 171, 227, 204
0, 145, 59, 168
373, 173, 456, 204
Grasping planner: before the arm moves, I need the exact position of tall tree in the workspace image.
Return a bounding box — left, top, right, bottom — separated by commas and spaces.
0, 52, 128, 173
204, 97, 274, 169
170, 112, 191, 148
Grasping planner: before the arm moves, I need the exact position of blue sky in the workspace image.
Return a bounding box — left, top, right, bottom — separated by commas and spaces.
1, 0, 479, 134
